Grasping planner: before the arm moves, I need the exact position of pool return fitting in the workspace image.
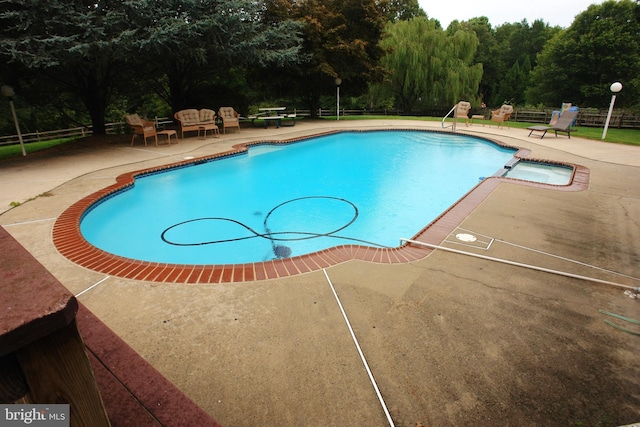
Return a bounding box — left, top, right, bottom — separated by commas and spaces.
399, 238, 640, 293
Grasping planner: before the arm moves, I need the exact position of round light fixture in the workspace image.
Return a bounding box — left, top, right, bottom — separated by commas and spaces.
610, 82, 623, 93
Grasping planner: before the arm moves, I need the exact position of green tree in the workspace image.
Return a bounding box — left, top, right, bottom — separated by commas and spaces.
445, 17, 558, 107
381, 0, 426, 21
273, 0, 386, 116
374, 17, 482, 112
0, 0, 132, 134
126, 0, 303, 113
449, 17, 498, 106
527, 0, 640, 108
488, 19, 560, 106
0, 0, 303, 133
494, 56, 531, 105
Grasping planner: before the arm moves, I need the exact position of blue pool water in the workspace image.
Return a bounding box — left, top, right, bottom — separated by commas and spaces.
503, 162, 572, 185
81, 131, 517, 264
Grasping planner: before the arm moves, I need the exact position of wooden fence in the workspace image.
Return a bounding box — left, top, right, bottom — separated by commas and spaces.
510, 109, 640, 128
1, 109, 638, 146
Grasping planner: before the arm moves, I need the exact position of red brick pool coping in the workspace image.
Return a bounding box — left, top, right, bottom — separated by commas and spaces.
52, 130, 590, 284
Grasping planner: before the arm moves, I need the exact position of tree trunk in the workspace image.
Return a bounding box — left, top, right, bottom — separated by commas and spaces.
89, 110, 106, 135
304, 79, 322, 119
78, 72, 108, 135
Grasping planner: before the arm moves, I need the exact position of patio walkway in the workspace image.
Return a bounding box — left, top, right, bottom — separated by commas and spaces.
1, 119, 639, 426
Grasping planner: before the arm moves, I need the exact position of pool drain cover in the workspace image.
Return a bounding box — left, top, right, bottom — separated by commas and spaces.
455, 233, 477, 243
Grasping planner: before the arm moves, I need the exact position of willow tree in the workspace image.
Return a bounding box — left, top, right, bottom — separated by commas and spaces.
375, 17, 482, 113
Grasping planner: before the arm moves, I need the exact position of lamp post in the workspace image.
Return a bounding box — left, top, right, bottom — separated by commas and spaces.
602, 82, 622, 140
1, 85, 26, 156
335, 77, 342, 121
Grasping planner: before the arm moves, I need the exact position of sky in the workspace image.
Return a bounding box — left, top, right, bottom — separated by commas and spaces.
418, 0, 601, 29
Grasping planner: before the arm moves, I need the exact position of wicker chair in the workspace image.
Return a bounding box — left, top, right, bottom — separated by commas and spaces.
125, 114, 158, 146
218, 107, 241, 134
490, 105, 514, 128
455, 101, 471, 126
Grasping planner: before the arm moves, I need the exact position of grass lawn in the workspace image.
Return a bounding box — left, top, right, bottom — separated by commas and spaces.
488, 119, 640, 145
0, 137, 77, 161
0, 118, 638, 160
335, 115, 640, 146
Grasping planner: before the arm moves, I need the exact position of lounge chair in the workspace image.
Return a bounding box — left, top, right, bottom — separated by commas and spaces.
218, 107, 241, 134
527, 110, 579, 139
489, 105, 514, 128
455, 101, 471, 126
549, 103, 572, 126
125, 114, 158, 146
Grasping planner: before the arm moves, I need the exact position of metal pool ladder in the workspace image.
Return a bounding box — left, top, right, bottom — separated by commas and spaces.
442, 104, 459, 132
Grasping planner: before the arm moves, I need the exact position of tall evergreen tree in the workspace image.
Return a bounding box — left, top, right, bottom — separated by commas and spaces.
0, 0, 303, 133
0, 0, 132, 133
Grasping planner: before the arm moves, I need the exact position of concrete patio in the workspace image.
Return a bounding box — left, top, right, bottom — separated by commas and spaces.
1, 119, 639, 426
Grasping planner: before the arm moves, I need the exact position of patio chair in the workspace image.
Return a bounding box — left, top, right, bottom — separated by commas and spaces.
455, 101, 471, 126
527, 110, 579, 139
126, 114, 158, 146
489, 105, 514, 128
218, 107, 241, 134
549, 103, 572, 126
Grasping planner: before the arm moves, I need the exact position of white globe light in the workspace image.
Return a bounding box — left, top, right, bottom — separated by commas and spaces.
610, 82, 623, 93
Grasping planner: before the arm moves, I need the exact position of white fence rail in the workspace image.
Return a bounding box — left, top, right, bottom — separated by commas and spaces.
0, 118, 168, 147
1, 109, 638, 146
0, 126, 92, 146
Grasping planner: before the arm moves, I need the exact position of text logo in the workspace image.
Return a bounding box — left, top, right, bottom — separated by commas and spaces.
0, 405, 69, 427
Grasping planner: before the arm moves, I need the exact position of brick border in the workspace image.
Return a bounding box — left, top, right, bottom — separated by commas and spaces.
52, 129, 590, 283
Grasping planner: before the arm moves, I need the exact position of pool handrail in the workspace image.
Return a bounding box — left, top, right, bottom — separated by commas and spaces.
442, 104, 458, 132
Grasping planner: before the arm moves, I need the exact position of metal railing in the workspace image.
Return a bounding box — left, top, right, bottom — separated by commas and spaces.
441, 105, 458, 131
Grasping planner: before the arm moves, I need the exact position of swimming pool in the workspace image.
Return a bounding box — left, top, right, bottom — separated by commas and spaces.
79, 130, 517, 265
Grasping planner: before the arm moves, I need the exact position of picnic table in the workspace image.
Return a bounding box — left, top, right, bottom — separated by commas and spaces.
248, 107, 296, 128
